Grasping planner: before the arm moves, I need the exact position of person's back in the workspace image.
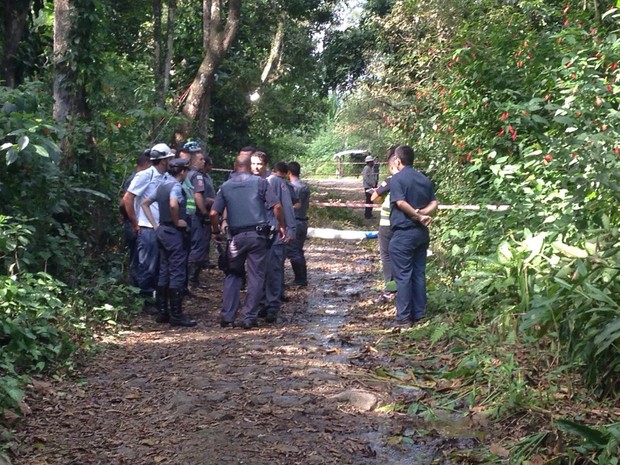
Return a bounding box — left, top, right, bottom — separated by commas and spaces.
210, 153, 285, 329
388, 145, 437, 328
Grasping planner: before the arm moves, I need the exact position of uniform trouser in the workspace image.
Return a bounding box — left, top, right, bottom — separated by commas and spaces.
123, 221, 139, 286
156, 225, 187, 289
203, 226, 212, 266
364, 190, 373, 218
389, 227, 430, 321
137, 227, 159, 295
189, 213, 208, 265
263, 243, 286, 315
286, 220, 308, 267
221, 231, 268, 325
378, 225, 394, 286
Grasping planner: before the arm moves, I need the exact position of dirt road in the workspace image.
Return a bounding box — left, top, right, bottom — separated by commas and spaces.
8, 179, 479, 465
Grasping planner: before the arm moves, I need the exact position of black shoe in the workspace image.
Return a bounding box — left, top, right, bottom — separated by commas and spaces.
384, 319, 412, 330
411, 315, 426, 325
220, 320, 235, 328
265, 313, 277, 324
280, 295, 290, 303
291, 280, 308, 287
143, 301, 158, 315
257, 307, 267, 318
239, 321, 258, 330
170, 315, 197, 327
155, 313, 170, 324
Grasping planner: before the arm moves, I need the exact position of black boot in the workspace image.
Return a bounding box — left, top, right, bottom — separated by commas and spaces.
188, 262, 200, 287
155, 286, 169, 324
168, 288, 197, 327
291, 262, 308, 286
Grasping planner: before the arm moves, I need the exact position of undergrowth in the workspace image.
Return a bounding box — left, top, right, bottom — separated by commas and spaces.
0, 214, 142, 450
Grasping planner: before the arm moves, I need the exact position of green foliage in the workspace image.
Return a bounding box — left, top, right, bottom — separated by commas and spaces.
344, 0, 620, 398
555, 420, 620, 464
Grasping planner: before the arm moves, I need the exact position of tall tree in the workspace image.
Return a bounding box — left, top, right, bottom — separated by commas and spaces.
153, 0, 176, 109
176, 0, 242, 141
0, 0, 32, 87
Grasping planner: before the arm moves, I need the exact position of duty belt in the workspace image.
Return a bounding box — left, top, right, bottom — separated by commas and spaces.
229, 223, 270, 237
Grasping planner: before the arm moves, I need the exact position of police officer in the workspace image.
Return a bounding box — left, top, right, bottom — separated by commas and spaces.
286, 161, 310, 286
254, 155, 296, 323
122, 143, 174, 310
388, 145, 438, 328
141, 157, 197, 327
370, 147, 398, 300
179, 141, 210, 287
362, 155, 379, 219
209, 153, 286, 329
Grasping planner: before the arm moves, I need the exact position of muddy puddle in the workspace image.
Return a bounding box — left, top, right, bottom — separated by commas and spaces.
299, 239, 482, 464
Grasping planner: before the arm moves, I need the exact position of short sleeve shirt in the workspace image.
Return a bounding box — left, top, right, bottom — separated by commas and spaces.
187, 169, 205, 194
127, 166, 169, 227
203, 173, 216, 199
390, 166, 436, 230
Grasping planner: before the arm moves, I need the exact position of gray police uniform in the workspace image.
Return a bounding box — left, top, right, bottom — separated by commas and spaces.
388, 166, 436, 322
186, 168, 208, 273
156, 180, 188, 289
212, 172, 278, 326
262, 174, 296, 321
285, 178, 310, 284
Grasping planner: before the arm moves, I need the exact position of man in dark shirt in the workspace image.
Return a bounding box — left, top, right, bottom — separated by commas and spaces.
388, 145, 438, 328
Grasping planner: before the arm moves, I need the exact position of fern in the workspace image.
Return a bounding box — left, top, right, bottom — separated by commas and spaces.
430, 323, 450, 345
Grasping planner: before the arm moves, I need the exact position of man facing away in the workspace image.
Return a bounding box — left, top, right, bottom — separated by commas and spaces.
209, 153, 286, 329
388, 145, 438, 328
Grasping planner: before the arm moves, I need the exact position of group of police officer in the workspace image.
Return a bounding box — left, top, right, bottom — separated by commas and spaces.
120, 142, 310, 329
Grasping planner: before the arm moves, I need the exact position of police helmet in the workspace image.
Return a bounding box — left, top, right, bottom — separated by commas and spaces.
150, 143, 174, 160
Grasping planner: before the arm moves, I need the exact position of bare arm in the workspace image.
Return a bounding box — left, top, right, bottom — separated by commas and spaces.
418, 199, 438, 216
194, 191, 209, 217
395, 199, 432, 227
274, 203, 286, 239
123, 191, 139, 232
209, 209, 221, 238
140, 197, 158, 229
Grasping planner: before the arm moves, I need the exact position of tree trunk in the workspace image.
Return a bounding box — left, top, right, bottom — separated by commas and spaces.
260, 12, 286, 84
153, 0, 163, 107
53, 0, 73, 123
175, 0, 241, 142
163, 0, 176, 101
53, 0, 93, 168
0, 0, 30, 88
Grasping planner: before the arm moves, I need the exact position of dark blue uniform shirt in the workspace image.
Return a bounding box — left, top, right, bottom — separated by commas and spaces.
389, 166, 436, 230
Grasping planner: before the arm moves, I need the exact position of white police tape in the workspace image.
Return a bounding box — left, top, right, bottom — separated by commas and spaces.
307, 228, 377, 240
310, 201, 511, 210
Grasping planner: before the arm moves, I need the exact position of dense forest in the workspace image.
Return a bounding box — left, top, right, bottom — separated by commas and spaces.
1, 0, 619, 463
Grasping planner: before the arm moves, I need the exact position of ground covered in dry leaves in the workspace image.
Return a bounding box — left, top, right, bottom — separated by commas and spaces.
8, 179, 482, 465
